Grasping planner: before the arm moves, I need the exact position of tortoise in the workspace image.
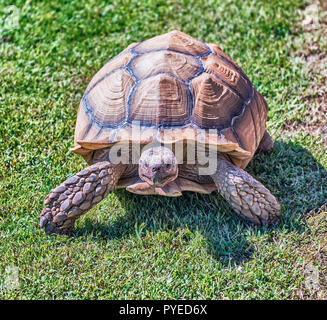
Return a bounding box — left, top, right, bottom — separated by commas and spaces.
40, 30, 281, 235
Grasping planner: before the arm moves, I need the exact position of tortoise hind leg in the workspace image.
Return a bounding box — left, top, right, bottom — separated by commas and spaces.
211, 157, 281, 226
256, 130, 274, 154
40, 161, 126, 235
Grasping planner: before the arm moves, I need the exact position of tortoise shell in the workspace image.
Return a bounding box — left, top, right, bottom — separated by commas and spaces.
72, 30, 268, 169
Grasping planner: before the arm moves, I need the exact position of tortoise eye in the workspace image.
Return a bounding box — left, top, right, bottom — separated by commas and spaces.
140, 160, 148, 168
166, 163, 171, 169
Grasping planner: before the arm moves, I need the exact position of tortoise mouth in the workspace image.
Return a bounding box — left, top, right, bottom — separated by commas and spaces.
140, 171, 178, 188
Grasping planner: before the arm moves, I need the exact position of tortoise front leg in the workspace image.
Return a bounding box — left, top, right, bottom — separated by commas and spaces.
211, 158, 281, 226
40, 161, 126, 235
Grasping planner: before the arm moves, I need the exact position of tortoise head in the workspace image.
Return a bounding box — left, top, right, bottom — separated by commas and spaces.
138, 146, 178, 188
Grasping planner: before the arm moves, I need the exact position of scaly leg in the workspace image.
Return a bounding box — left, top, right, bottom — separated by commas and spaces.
40, 161, 126, 235
211, 158, 281, 226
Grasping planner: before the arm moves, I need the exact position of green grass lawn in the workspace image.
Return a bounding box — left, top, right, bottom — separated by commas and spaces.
0, 0, 326, 299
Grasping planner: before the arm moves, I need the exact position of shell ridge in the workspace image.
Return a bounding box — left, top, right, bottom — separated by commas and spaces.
82, 94, 93, 119
212, 52, 251, 84
86, 66, 125, 94
248, 102, 258, 147
231, 127, 244, 150
230, 85, 254, 126
132, 47, 213, 58
125, 63, 138, 82
84, 48, 131, 92
204, 70, 242, 99
83, 92, 128, 129
230, 85, 255, 150
125, 81, 138, 123
131, 71, 187, 84
253, 90, 267, 141
108, 127, 119, 144
129, 50, 202, 82
125, 118, 193, 128
186, 83, 194, 122
92, 126, 104, 140
185, 55, 204, 120
185, 55, 205, 84
81, 120, 93, 140
132, 31, 211, 57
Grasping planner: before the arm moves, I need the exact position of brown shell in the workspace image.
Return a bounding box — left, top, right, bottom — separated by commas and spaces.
73, 30, 268, 169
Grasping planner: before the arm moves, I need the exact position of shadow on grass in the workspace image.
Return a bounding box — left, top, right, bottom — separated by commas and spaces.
76, 141, 327, 265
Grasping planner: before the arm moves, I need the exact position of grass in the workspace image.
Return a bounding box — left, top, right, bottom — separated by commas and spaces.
0, 0, 326, 299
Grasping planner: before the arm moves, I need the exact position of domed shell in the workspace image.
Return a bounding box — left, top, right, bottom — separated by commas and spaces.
72, 31, 268, 169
